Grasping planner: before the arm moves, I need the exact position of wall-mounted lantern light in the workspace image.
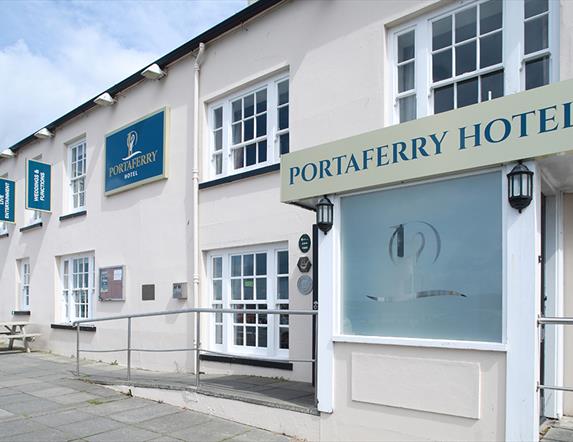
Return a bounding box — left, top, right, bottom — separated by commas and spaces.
316, 195, 334, 234
507, 161, 533, 213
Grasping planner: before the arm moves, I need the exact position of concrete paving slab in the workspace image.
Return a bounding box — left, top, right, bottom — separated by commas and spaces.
1, 397, 62, 416
83, 397, 153, 416
149, 437, 184, 442
85, 425, 161, 441
30, 386, 78, 398
0, 418, 51, 438
56, 415, 124, 439
168, 418, 250, 442
32, 409, 95, 427
0, 408, 15, 420
229, 428, 291, 442
111, 402, 181, 424
51, 391, 101, 405
135, 410, 212, 434
545, 427, 573, 442
8, 427, 75, 442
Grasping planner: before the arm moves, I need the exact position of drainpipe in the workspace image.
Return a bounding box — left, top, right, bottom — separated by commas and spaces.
193, 42, 205, 309
192, 43, 205, 377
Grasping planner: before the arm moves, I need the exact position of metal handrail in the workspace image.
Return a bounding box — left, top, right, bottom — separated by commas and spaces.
538, 316, 573, 325
72, 307, 318, 406
72, 307, 316, 324
538, 316, 573, 393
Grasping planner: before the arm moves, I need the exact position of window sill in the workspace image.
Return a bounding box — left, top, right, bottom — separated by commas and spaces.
51, 323, 96, 332
333, 335, 507, 352
59, 210, 87, 221
200, 353, 293, 370
19, 222, 42, 233
199, 163, 280, 190
0, 232, 8, 239
12, 310, 30, 316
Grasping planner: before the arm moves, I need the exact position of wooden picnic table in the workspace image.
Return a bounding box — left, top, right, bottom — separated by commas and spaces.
0, 321, 40, 352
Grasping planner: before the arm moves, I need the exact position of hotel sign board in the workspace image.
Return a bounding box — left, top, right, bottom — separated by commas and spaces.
26, 159, 51, 212
281, 79, 573, 202
105, 108, 168, 195
0, 178, 15, 223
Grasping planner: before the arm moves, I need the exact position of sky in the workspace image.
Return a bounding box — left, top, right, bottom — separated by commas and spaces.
0, 0, 247, 149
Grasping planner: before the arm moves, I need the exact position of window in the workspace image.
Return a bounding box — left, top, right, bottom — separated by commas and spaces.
61, 254, 94, 323
209, 245, 289, 357
340, 171, 502, 342
392, 0, 556, 123
19, 259, 30, 310
524, 0, 551, 90
67, 139, 86, 211
208, 75, 289, 179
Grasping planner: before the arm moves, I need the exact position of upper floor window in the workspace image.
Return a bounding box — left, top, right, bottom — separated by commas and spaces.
392, 0, 556, 123
67, 139, 86, 211
208, 75, 289, 179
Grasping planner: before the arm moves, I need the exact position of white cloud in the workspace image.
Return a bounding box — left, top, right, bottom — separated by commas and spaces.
0, 0, 246, 149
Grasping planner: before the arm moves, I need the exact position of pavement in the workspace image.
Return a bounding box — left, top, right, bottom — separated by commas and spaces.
542, 417, 573, 442
0, 351, 292, 441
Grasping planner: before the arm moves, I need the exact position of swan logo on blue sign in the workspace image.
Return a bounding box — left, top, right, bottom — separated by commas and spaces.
105, 108, 167, 195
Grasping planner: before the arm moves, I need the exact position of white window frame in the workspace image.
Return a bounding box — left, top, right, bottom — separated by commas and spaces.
60, 253, 95, 323
208, 243, 289, 359
19, 259, 31, 310
389, 0, 559, 124
67, 138, 87, 212
206, 74, 289, 181
332, 167, 508, 351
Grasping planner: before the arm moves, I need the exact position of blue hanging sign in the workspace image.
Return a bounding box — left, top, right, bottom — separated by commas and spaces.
26, 159, 51, 212
105, 108, 168, 195
0, 178, 15, 223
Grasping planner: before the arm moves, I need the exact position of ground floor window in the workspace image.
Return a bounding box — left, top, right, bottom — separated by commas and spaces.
61, 253, 94, 323
340, 171, 503, 342
209, 244, 289, 357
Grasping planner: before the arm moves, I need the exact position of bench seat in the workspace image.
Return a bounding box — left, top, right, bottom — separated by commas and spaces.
3, 333, 41, 352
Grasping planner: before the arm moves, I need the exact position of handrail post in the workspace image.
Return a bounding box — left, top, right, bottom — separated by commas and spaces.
313, 312, 318, 407
76, 322, 80, 376
195, 312, 201, 389
127, 317, 132, 383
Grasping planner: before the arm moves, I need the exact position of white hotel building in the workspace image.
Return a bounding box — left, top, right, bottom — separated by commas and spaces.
1, 0, 573, 440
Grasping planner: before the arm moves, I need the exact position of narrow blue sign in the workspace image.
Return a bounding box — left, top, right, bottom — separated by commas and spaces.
26, 159, 51, 212
0, 178, 15, 223
105, 108, 167, 194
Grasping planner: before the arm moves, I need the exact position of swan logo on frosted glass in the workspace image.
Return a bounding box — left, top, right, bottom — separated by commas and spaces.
366, 221, 466, 303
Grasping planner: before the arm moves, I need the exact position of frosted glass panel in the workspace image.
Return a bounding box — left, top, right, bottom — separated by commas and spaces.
341, 172, 502, 342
